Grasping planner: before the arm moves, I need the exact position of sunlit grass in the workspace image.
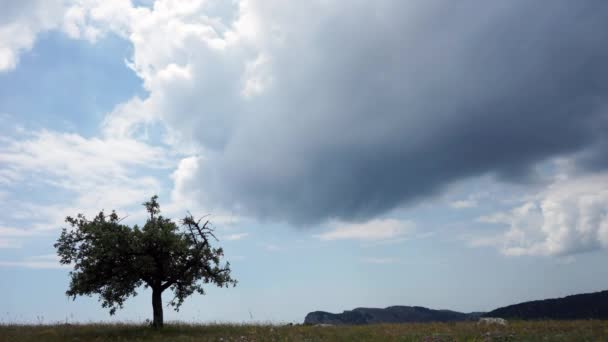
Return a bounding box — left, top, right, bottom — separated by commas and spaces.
1, 320, 606, 341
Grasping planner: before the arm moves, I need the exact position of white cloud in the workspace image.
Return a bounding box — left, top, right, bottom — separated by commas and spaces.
171, 156, 202, 203
0, 129, 170, 233
472, 172, 608, 256
0, 0, 67, 72
0, 254, 68, 269
450, 199, 478, 209
0, 131, 170, 206
0, 130, 168, 183
165, 155, 243, 227
242, 53, 272, 98
223, 232, 249, 241
0, 0, 164, 72
361, 257, 400, 265
0, 226, 37, 237
263, 243, 282, 252
0, 226, 40, 248
0, 1, 261, 235
476, 212, 511, 224
101, 97, 155, 141
315, 219, 414, 242
0, 239, 22, 249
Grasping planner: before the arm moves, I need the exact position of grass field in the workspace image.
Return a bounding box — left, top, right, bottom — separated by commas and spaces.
1, 320, 607, 341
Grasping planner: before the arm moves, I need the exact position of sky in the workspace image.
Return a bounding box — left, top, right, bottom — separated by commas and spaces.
1, 0, 608, 324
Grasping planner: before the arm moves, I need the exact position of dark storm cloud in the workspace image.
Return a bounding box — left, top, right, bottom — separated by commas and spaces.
184, 0, 608, 224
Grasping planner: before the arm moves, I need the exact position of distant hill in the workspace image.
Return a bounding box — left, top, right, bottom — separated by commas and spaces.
304, 290, 608, 324
485, 290, 608, 320
304, 306, 483, 325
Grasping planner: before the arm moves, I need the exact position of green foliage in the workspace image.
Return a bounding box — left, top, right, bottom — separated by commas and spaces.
54, 196, 237, 321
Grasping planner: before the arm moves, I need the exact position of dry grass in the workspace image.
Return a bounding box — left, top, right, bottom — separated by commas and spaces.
0, 320, 607, 341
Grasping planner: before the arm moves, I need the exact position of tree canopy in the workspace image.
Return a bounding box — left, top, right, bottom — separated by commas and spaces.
54, 195, 236, 327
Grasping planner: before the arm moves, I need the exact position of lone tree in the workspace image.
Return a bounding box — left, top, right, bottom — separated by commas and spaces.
54, 195, 236, 327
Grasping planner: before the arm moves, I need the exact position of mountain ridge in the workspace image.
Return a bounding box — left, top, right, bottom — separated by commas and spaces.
305, 290, 608, 324
304, 305, 483, 325
485, 289, 608, 320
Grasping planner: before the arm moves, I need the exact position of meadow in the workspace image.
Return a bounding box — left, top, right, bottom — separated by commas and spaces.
1, 320, 607, 341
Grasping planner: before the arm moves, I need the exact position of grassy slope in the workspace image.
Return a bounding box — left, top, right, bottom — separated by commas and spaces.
1, 321, 607, 341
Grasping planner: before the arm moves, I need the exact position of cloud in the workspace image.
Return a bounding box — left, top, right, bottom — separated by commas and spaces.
223, 232, 249, 241
5, 1, 608, 227
0, 239, 22, 249
0, 0, 70, 71
0, 129, 170, 231
0, 0, 158, 71
450, 199, 478, 209
0, 226, 37, 237
315, 219, 414, 241
0, 226, 40, 248
0, 130, 169, 184
263, 243, 282, 252
361, 257, 400, 265
88, 0, 608, 225
171, 156, 202, 203
0, 254, 69, 269
472, 172, 608, 256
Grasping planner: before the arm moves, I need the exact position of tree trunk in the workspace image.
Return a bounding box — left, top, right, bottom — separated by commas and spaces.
152, 287, 163, 328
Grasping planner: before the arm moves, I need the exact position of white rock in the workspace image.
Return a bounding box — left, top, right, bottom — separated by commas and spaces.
477, 317, 508, 326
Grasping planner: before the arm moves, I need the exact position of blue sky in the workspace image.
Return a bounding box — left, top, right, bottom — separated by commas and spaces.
2, 0, 608, 324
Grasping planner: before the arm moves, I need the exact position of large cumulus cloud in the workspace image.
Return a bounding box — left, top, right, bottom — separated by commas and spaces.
185, 0, 608, 224
88, 0, 608, 224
